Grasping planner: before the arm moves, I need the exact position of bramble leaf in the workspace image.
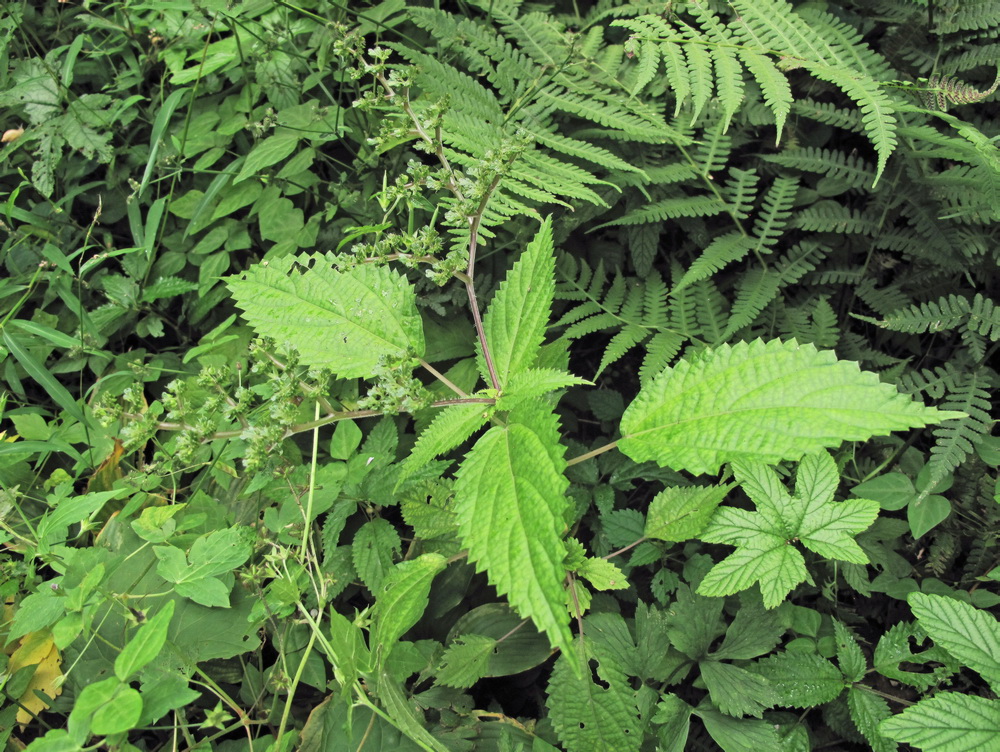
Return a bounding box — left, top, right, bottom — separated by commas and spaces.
908, 593, 1000, 692
619, 339, 962, 475
697, 451, 879, 607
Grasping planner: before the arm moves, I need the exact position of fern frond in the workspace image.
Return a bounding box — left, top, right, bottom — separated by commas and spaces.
598, 195, 729, 227
752, 176, 798, 251
792, 203, 883, 235
763, 147, 874, 190
673, 232, 756, 294
927, 370, 994, 486
723, 241, 829, 337
692, 278, 729, 344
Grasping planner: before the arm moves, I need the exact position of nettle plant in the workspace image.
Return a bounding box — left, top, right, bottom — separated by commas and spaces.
6, 1, 1000, 751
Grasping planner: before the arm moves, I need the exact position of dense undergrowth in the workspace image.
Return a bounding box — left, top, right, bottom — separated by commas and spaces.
1, 1, 999, 751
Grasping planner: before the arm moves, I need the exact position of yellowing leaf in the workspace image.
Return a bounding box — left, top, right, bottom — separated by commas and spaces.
8, 629, 63, 725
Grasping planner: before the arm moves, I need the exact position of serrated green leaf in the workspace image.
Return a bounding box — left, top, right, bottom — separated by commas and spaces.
652, 694, 692, 752
371, 553, 446, 661
879, 693, 1000, 751
701, 660, 775, 718
398, 404, 491, 485
496, 367, 590, 411
834, 620, 867, 682
908, 593, 1000, 691
848, 687, 896, 752
645, 484, 732, 542
752, 652, 845, 707
454, 401, 573, 654
228, 255, 424, 378
435, 635, 496, 688
480, 217, 556, 386
619, 339, 961, 475
547, 650, 641, 752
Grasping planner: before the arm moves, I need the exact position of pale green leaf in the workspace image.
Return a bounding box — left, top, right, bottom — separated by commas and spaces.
398, 404, 491, 484
645, 484, 732, 542
481, 217, 556, 386
228, 255, 424, 378
370, 553, 446, 660
908, 593, 1000, 691
576, 557, 628, 591
698, 452, 877, 607
454, 401, 573, 654
435, 635, 496, 688
497, 368, 591, 411
879, 693, 1000, 751
547, 650, 641, 752
619, 339, 961, 475
696, 541, 807, 608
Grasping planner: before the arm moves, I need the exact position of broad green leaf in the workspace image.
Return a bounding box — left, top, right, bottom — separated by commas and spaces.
848, 687, 896, 752
698, 452, 879, 607
370, 553, 446, 660
446, 603, 553, 679
153, 528, 251, 584
619, 339, 962, 475
352, 518, 401, 594
228, 255, 424, 378
69, 677, 141, 738
480, 217, 556, 386
645, 484, 732, 542
435, 635, 496, 688
547, 650, 641, 752
233, 130, 300, 184
908, 593, 1000, 691
576, 557, 627, 591
752, 652, 845, 708
873, 621, 957, 690
907, 495, 951, 539
700, 660, 775, 718
454, 401, 573, 655
114, 601, 175, 681
851, 472, 915, 511
710, 599, 784, 660
696, 708, 781, 751
879, 693, 1000, 751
